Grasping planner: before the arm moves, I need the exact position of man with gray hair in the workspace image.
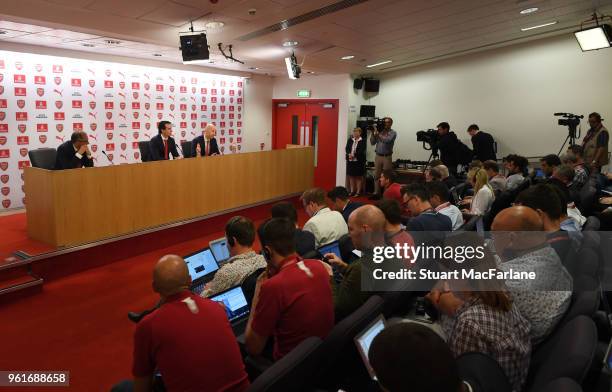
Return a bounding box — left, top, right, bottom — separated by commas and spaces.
430, 164, 457, 189
562, 146, 589, 191
54, 131, 94, 170
192, 123, 220, 157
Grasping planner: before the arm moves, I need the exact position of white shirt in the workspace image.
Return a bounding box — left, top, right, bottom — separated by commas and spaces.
470, 185, 494, 216
303, 207, 348, 248
435, 202, 463, 230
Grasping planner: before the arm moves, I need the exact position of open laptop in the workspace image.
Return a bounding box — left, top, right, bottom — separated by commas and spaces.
209, 237, 231, 265
354, 315, 386, 381
184, 247, 219, 294
318, 240, 341, 259
209, 285, 251, 335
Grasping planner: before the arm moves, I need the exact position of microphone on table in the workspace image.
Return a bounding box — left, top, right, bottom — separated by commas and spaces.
102, 150, 114, 165
175, 142, 184, 158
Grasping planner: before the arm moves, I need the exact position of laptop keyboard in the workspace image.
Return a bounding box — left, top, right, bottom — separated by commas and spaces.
192, 282, 205, 295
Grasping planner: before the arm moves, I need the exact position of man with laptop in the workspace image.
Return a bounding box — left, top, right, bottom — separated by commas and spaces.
245, 218, 334, 360
202, 216, 266, 298
116, 255, 249, 392
301, 188, 348, 248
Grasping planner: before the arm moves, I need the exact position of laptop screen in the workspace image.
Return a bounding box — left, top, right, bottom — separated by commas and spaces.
210, 286, 250, 322
210, 237, 231, 263
318, 241, 341, 259
184, 248, 218, 282
354, 315, 386, 380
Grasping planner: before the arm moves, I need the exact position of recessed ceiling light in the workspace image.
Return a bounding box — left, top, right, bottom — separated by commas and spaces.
520, 7, 539, 15
81, 43, 95, 47
152, 53, 162, 57
341, 55, 355, 60
104, 39, 121, 45
366, 60, 392, 68
282, 41, 298, 47
205, 21, 225, 30
521, 21, 558, 31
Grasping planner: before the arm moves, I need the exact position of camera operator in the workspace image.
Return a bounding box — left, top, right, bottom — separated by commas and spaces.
370, 117, 397, 198
582, 112, 609, 172
436, 122, 464, 176
467, 124, 496, 162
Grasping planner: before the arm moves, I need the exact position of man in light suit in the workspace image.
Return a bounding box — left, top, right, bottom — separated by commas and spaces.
192, 124, 221, 157
150, 121, 180, 161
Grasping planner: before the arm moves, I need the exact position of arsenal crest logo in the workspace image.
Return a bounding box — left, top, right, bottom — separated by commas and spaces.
144, 83, 150, 91
202, 97, 206, 103
120, 102, 126, 110
157, 113, 162, 120
133, 132, 139, 139
220, 129, 225, 135
144, 103, 150, 110
55, 100, 63, 109
35, 64, 43, 72
37, 88, 44, 97
169, 86, 175, 93
91, 144, 98, 152
0, 112, 4, 121
191, 122, 196, 129
0, 162, 6, 171
20, 148, 28, 157
221, 146, 225, 153
39, 135, 47, 143
221, 113, 225, 119
145, 123, 151, 130
107, 133, 113, 140
133, 92, 139, 99
105, 69, 111, 77
107, 153, 113, 161
1, 199, 10, 208
230, 97, 234, 103
18, 124, 26, 133
89, 101, 96, 109
0, 136, 5, 145
222, 97, 226, 103
181, 131, 186, 137
0, 175, 8, 184
133, 112, 139, 119
119, 81, 125, 89
106, 112, 112, 120
89, 79, 95, 87
15, 61, 23, 70
17, 100, 25, 109
56, 124, 64, 132
0, 86, 4, 95
54, 77, 61, 85
181, 113, 186, 120
170, 104, 175, 111
90, 123, 97, 131
134, 152, 140, 160
121, 143, 127, 151
192, 87, 196, 94
0, 74, 3, 83
238, 129, 242, 135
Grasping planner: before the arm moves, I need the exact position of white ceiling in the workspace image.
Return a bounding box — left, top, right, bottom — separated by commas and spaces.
0, 0, 611, 76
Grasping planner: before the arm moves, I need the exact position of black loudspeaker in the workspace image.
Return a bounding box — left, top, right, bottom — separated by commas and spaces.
359, 105, 375, 118
364, 79, 380, 93
353, 78, 364, 90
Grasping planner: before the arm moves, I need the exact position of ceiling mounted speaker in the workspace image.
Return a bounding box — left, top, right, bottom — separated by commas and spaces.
354, 78, 364, 90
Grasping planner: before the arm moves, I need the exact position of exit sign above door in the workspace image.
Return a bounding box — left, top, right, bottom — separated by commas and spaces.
297, 90, 311, 98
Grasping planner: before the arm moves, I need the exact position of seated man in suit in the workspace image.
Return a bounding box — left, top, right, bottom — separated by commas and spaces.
327, 186, 364, 223
270, 201, 316, 256
302, 188, 348, 248
192, 124, 220, 157
54, 131, 94, 170
149, 120, 180, 161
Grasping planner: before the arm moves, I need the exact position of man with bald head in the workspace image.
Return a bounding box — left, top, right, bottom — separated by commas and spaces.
325, 205, 389, 320
128, 255, 249, 392
54, 131, 94, 170
192, 123, 220, 157
492, 206, 572, 343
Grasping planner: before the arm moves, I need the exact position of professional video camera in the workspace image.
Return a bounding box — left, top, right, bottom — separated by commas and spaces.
554, 112, 583, 154
416, 129, 439, 146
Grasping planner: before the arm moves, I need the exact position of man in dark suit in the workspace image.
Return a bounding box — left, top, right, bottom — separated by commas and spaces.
327, 186, 364, 223
150, 120, 180, 161
192, 124, 220, 157
467, 124, 496, 162
55, 131, 94, 170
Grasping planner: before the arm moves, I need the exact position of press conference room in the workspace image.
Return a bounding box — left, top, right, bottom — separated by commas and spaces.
1, 0, 612, 391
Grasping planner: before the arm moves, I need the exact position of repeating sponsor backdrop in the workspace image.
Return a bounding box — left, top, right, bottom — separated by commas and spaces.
0, 50, 247, 211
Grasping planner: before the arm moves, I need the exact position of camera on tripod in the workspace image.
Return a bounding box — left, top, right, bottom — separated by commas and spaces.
554, 112, 583, 155
416, 129, 439, 147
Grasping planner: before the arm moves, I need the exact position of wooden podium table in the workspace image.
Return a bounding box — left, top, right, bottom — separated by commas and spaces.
24, 147, 314, 247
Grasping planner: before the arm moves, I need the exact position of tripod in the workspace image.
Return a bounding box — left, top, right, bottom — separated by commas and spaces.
558, 125, 578, 156
423, 148, 439, 173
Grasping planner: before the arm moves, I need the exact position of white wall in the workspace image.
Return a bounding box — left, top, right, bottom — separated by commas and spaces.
273, 74, 352, 185
359, 34, 612, 162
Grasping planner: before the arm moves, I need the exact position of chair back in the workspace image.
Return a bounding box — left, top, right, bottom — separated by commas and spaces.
181, 141, 193, 158
138, 141, 152, 162
28, 148, 57, 170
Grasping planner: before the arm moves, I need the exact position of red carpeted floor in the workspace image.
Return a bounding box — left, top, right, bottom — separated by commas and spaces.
0, 204, 320, 392
0, 212, 56, 261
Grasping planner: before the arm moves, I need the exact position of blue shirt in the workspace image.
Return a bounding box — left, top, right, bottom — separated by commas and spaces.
370, 129, 397, 155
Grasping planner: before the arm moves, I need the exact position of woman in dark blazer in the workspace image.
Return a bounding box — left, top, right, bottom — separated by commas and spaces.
346, 127, 366, 196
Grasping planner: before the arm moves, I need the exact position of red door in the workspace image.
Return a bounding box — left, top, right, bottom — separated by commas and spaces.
273, 100, 339, 190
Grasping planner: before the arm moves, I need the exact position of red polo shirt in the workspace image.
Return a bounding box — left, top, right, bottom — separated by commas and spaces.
251, 257, 334, 360
383, 182, 403, 204
133, 291, 249, 392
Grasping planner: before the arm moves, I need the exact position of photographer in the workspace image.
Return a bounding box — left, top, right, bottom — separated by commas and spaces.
437, 122, 470, 176
370, 117, 397, 198
467, 124, 496, 162
582, 112, 609, 172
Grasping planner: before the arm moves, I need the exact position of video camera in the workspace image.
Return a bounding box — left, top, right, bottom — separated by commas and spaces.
555, 112, 583, 130
416, 129, 439, 146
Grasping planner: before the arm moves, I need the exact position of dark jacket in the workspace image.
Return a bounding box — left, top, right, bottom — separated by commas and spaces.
438, 131, 473, 168
192, 135, 220, 157
471, 131, 496, 162
149, 134, 179, 161
345, 138, 366, 162
296, 229, 316, 257
54, 140, 94, 170
342, 201, 364, 223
